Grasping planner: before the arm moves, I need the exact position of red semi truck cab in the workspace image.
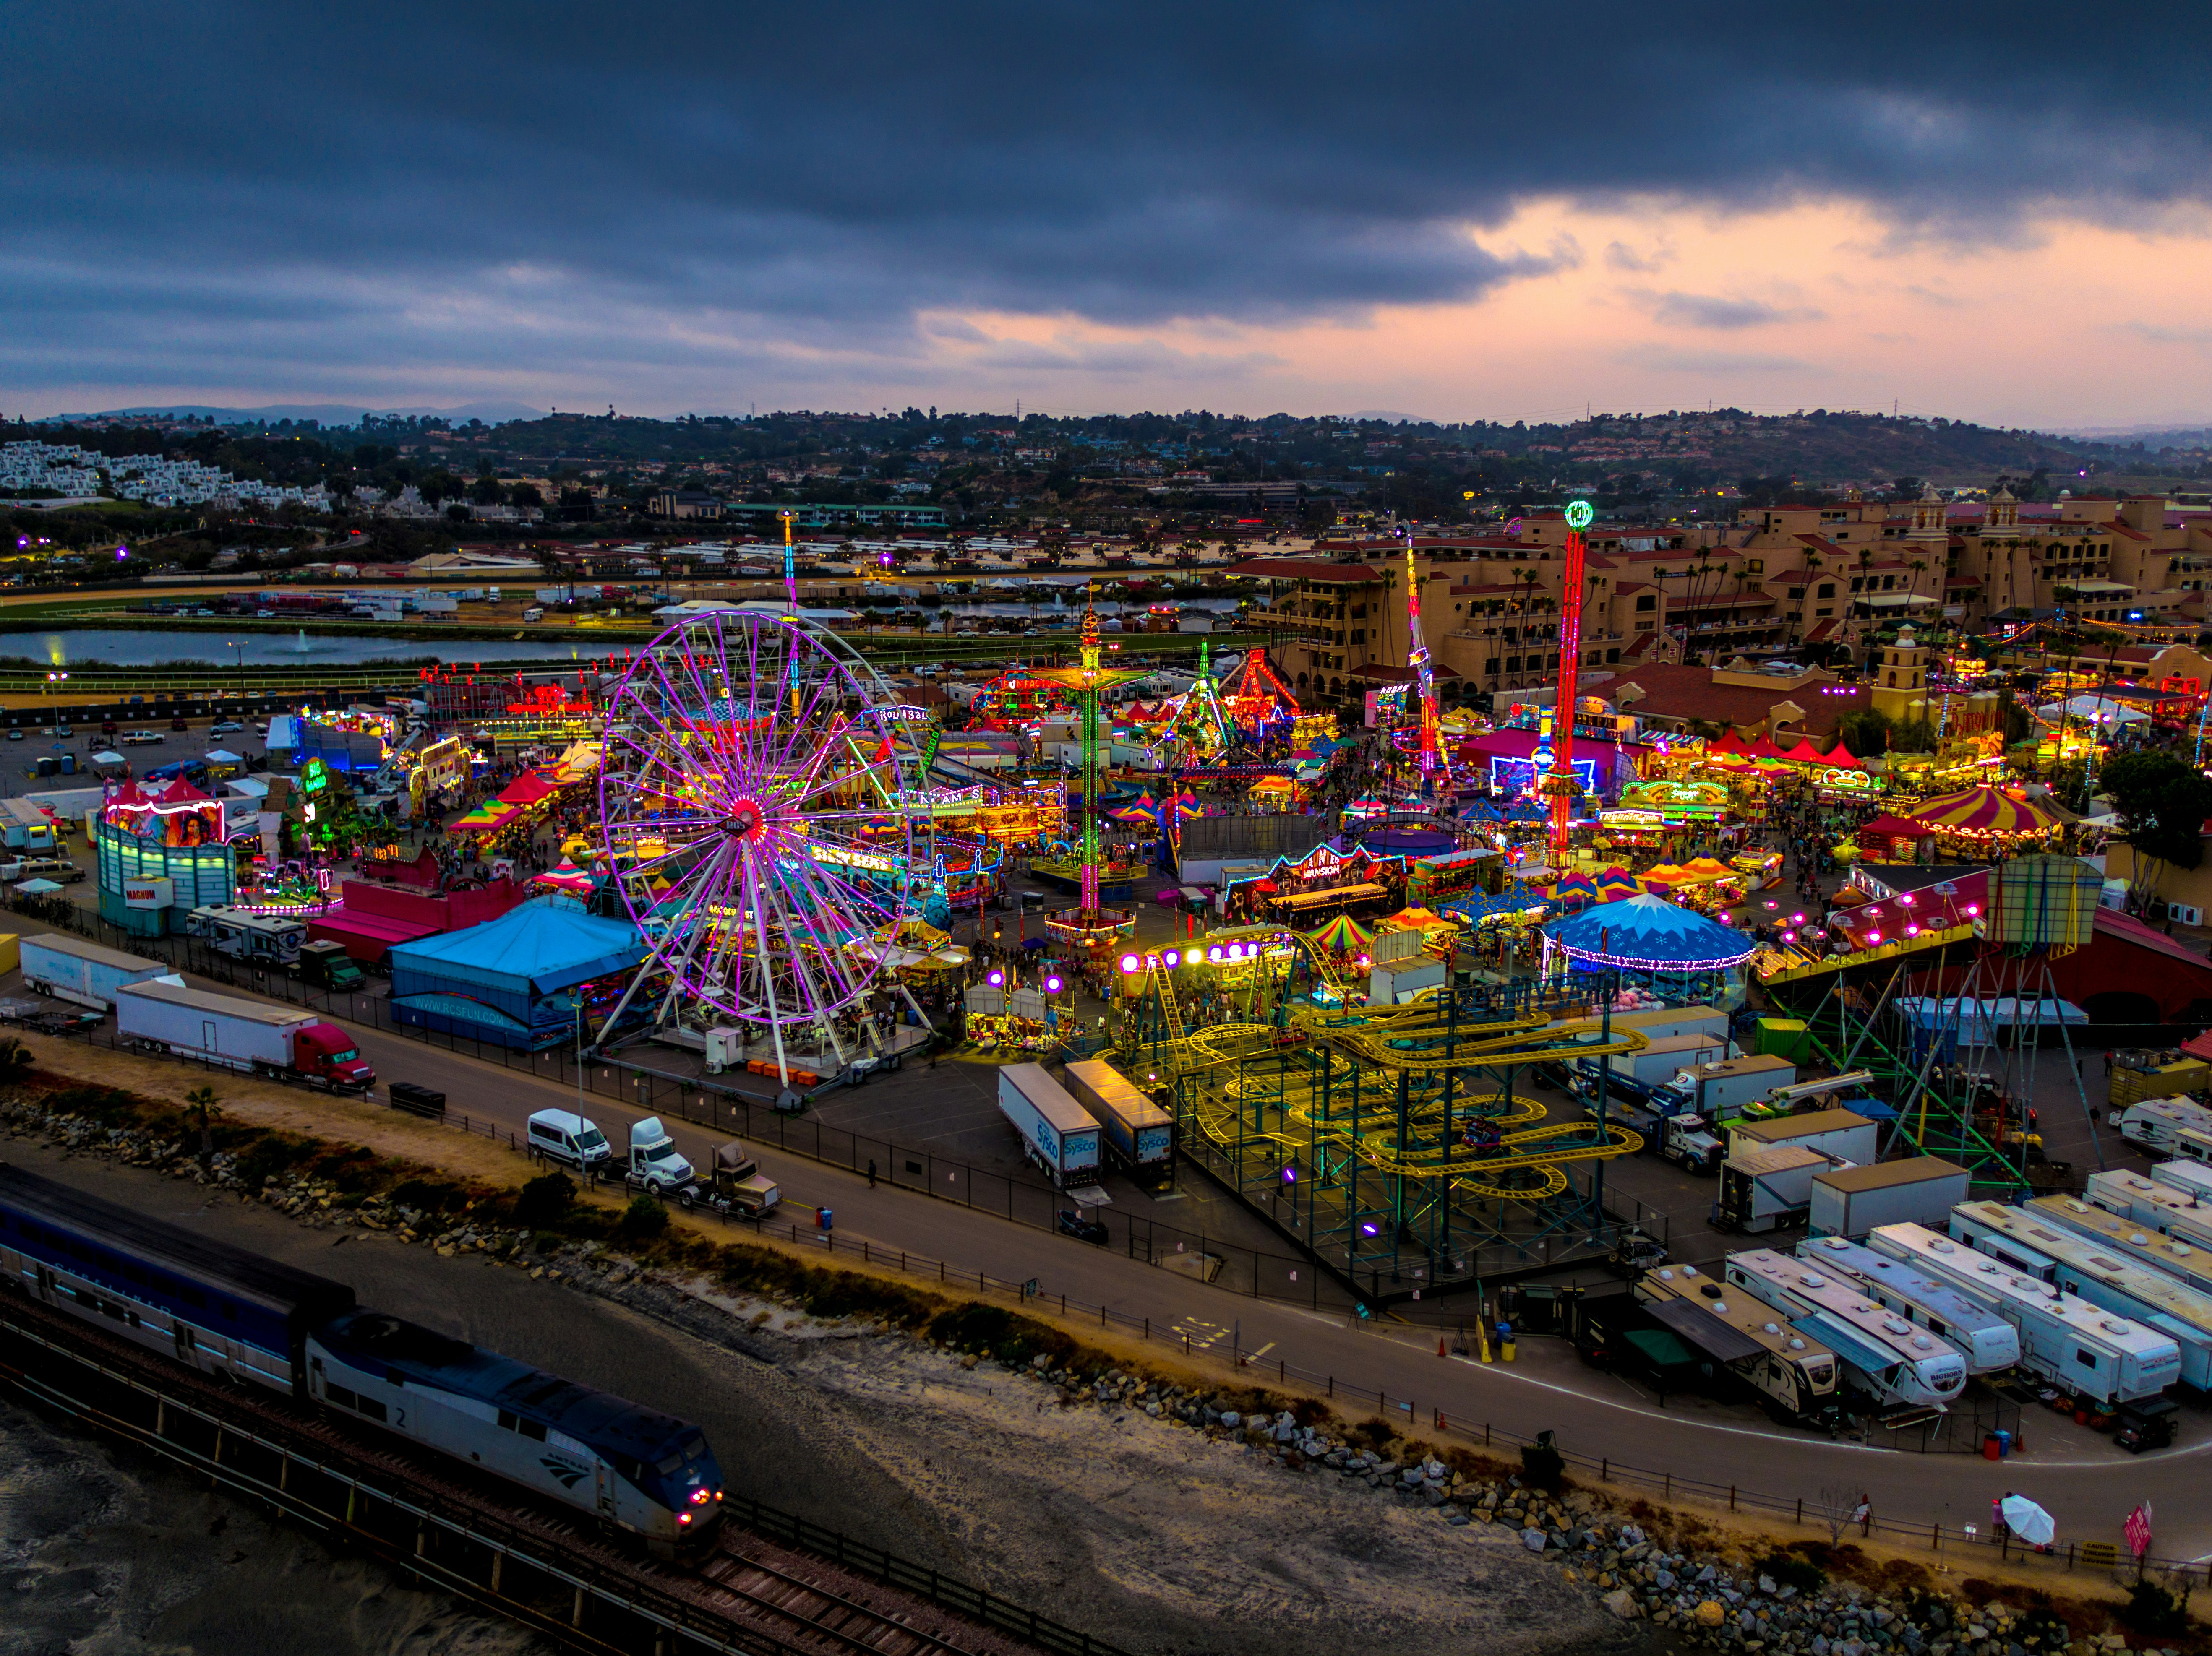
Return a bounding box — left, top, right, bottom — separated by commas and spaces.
296, 1023, 376, 1090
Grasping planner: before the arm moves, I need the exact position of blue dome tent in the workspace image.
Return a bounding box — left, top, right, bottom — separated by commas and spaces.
1540, 891, 1754, 1005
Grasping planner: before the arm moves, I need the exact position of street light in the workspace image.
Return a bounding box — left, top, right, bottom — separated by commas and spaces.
43, 671, 66, 736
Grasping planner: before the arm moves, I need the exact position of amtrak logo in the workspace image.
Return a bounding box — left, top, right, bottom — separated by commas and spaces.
540, 1458, 587, 1489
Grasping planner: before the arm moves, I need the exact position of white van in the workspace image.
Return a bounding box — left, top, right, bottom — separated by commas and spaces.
527, 1109, 612, 1171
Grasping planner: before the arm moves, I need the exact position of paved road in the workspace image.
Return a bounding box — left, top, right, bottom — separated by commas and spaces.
221, 995, 2212, 1562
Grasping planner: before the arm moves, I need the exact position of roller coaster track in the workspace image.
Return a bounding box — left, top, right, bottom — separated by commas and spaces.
1174, 1012, 1647, 1200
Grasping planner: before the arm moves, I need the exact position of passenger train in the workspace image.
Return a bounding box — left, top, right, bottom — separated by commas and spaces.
1724, 1248, 1967, 1410
0, 1164, 723, 1556
1796, 1235, 2019, 1375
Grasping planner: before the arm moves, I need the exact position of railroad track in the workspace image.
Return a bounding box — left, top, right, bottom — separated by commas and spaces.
0, 1292, 1093, 1656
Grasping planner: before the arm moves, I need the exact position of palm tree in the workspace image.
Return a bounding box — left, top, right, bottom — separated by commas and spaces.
186, 1085, 218, 1169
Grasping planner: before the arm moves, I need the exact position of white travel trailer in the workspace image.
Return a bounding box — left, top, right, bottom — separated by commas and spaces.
1796, 1235, 2019, 1374
1868, 1223, 2181, 1407
1724, 1249, 1967, 1410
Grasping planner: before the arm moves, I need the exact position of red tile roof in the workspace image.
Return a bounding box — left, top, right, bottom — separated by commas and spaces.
1223, 559, 1383, 583
1607, 664, 1847, 736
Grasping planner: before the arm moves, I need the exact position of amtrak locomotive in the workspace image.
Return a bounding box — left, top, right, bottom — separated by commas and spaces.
0, 1164, 723, 1556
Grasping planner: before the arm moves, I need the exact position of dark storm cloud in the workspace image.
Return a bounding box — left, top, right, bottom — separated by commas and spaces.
4, 1, 2208, 398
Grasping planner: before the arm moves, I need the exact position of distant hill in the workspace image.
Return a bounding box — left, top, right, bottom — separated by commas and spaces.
49, 401, 546, 427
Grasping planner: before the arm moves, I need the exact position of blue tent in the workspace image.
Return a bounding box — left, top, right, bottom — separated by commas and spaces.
390, 899, 644, 1049
1541, 892, 1754, 974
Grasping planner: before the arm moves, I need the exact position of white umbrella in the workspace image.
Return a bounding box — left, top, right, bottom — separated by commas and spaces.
14, 877, 62, 895
2000, 1495, 2055, 1547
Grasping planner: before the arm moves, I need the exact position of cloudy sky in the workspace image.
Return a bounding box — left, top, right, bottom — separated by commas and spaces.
8, 2, 2211, 427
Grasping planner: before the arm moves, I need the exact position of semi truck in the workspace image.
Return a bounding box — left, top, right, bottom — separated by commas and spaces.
1689, 1055, 1800, 1119
997, 1062, 1102, 1190
115, 979, 375, 1093
622, 1117, 696, 1195
19, 933, 172, 1010
675, 1140, 780, 1219
1565, 1066, 1722, 1172
1062, 1058, 1173, 1183
1605, 1031, 1729, 1088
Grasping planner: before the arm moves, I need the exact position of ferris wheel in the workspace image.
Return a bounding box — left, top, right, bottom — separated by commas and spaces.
595, 609, 932, 1074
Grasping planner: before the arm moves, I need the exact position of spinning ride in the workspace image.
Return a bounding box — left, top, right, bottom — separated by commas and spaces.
595, 609, 932, 1083
1029, 600, 1150, 949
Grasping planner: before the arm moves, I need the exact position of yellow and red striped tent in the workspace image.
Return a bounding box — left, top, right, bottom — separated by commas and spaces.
1903, 786, 2062, 838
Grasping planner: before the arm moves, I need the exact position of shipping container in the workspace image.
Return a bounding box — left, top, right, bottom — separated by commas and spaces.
1369, 958, 1447, 1004
1063, 1058, 1173, 1180
1808, 1156, 1970, 1239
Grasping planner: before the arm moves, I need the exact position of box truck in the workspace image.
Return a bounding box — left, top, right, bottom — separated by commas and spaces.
1063, 1058, 1173, 1181
1691, 1055, 1800, 1119
1715, 1144, 1842, 1234
1808, 1157, 1971, 1240
997, 1063, 1102, 1190
20, 933, 172, 1010
115, 979, 375, 1093
1606, 1031, 1729, 1088
1730, 1107, 1879, 1167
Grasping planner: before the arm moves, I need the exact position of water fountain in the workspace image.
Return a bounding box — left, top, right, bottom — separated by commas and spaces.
294, 629, 312, 654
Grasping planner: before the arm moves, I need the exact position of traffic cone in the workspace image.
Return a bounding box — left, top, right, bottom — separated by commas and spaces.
1437, 1337, 1447, 1357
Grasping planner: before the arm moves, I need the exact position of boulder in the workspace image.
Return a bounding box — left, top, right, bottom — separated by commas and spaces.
1602, 1589, 1643, 1622
1697, 1602, 1729, 1628
1521, 1528, 1547, 1552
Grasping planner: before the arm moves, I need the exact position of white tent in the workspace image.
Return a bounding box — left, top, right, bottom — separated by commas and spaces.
2037, 695, 2147, 727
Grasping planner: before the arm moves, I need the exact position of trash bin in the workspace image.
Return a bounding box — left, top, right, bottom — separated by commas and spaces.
817, 1206, 833, 1231
1982, 1434, 2001, 1460
1996, 1429, 2013, 1458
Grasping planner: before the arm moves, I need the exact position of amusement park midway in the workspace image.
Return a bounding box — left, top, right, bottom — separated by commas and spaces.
14, 556, 2212, 1638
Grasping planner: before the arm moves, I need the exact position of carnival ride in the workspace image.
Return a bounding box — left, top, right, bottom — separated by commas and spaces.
1751, 856, 2103, 1198
1541, 499, 1595, 860
593, 608, 934, 1083
1113, 924, 1649, 1297
1395, 526, 1448, 796
1023, 601, 1151, 949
